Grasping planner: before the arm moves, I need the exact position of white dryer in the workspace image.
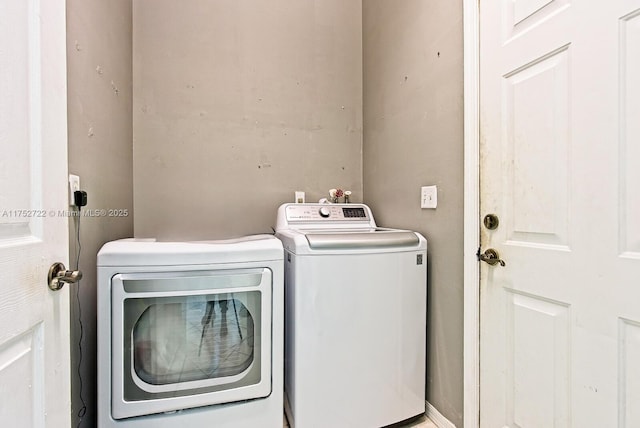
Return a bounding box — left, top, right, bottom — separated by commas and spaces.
97, 235, 283, 427
275, 203, 427, 428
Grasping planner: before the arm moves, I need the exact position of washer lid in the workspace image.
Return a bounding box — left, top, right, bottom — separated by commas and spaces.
97, 235, 283, 267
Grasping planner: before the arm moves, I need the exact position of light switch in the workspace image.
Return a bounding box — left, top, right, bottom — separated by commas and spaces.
421, 186, 437, 209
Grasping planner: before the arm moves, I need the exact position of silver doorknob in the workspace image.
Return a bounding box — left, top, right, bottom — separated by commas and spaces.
47, 262, 83, 291
478, 248, 506, 267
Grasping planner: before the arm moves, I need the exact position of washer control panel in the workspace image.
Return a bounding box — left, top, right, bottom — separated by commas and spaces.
284, 204, 371, 222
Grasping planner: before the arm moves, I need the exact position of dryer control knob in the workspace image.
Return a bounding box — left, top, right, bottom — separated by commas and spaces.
318, 206, 331, 218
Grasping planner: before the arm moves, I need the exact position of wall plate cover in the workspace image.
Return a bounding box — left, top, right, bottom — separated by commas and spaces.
421, 185, 437, 209
69, 174, 80, 206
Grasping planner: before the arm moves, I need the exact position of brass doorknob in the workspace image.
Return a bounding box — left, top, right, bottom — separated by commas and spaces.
478, 248, 506, 267
47, 262, 83, 291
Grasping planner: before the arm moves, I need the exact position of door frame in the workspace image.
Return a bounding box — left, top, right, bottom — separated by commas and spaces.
463, 0, 480, 427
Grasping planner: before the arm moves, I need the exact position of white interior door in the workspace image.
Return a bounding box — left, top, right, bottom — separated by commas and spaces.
0, 0, 70, 426
480, 1, 640, 426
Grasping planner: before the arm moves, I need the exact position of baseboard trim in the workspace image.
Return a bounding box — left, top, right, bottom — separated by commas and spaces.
425, 401, 456, 428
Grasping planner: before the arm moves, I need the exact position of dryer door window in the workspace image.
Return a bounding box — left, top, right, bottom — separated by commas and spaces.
127, 293, 261, 396
132, 296, 256, 387
110, 269, 273, 420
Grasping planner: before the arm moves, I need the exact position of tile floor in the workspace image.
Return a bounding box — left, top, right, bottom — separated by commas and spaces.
397, 415, 438, 428
282, 413, 437, 428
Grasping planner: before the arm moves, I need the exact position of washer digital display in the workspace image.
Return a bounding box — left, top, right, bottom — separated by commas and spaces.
342, 207, 366, 218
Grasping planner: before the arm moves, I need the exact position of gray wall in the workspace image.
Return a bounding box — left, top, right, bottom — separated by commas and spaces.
133, 0, 363, 240
66, 1, 133, 426
362, 1, 464, 426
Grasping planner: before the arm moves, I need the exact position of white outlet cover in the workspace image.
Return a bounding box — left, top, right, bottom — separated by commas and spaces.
421, 185, 437, 209
69, 174, 80, 205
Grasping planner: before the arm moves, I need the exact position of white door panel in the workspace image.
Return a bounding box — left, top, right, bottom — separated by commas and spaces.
0, 0, 70, 426
620, 10, 640, 257
480, 1, 640, 427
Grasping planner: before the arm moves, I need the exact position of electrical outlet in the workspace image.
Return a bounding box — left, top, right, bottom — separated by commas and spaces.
69, 174, 80, 206
421, 185, 437, 209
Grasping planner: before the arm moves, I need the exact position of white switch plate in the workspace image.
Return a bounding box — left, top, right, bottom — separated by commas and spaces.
295, 191, 305, 204
69, 174, 80, 206
421, 185, 437, 209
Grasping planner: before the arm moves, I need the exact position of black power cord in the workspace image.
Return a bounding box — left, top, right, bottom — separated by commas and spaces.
73, 191, 87, 427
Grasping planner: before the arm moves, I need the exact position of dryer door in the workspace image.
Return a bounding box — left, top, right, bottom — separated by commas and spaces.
110, 268, 272, 419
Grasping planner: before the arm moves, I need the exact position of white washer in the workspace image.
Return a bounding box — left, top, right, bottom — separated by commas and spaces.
97, 235, 283, 427
275, 203, 427, 428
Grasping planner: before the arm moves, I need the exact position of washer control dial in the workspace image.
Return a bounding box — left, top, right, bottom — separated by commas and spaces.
318, 206, 331, 218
